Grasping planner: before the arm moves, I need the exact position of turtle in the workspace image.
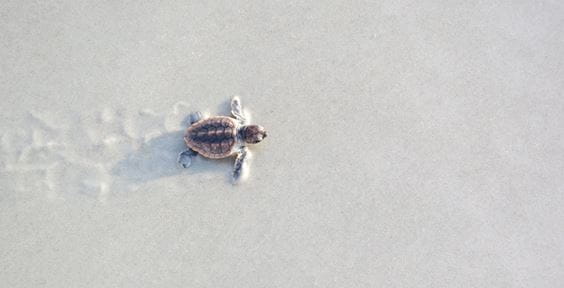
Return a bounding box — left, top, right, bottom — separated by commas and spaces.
177, 96, 267, 183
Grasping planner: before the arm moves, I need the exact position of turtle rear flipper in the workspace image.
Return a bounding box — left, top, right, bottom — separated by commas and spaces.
190, 112, 203, 124
178, 149, 197, 168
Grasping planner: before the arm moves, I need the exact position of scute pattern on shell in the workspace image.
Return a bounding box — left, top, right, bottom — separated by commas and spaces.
184, 116, 238, 159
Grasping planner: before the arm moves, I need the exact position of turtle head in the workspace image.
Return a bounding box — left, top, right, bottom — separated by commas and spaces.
242, 125, 267, 144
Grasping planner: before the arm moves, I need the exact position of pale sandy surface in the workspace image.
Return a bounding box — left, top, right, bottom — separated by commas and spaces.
1, 1, 564, 287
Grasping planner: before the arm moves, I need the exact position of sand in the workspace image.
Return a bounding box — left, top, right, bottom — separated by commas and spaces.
1, 1, 564, 287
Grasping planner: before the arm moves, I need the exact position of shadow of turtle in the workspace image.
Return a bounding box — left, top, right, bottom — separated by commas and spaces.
111, 130, 234, 188
110, 101, 239, 190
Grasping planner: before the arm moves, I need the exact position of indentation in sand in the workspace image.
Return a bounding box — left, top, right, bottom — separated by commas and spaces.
0, 101, 221, 202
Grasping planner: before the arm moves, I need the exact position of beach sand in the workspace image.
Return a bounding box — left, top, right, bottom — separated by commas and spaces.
1, 1, 564, 287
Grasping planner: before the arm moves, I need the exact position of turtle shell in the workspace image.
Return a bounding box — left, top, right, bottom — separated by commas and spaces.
184, 116, 238, 159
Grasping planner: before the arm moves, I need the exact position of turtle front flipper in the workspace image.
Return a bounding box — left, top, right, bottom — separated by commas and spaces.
178, 148, 197, 168
231, 96, 246, 123
232, 146, 249, 184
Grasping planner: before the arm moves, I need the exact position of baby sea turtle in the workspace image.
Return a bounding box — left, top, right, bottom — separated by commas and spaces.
177, 96, 267, 183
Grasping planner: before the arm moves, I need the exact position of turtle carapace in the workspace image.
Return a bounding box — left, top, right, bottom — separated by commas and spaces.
177, 96, 267, 183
